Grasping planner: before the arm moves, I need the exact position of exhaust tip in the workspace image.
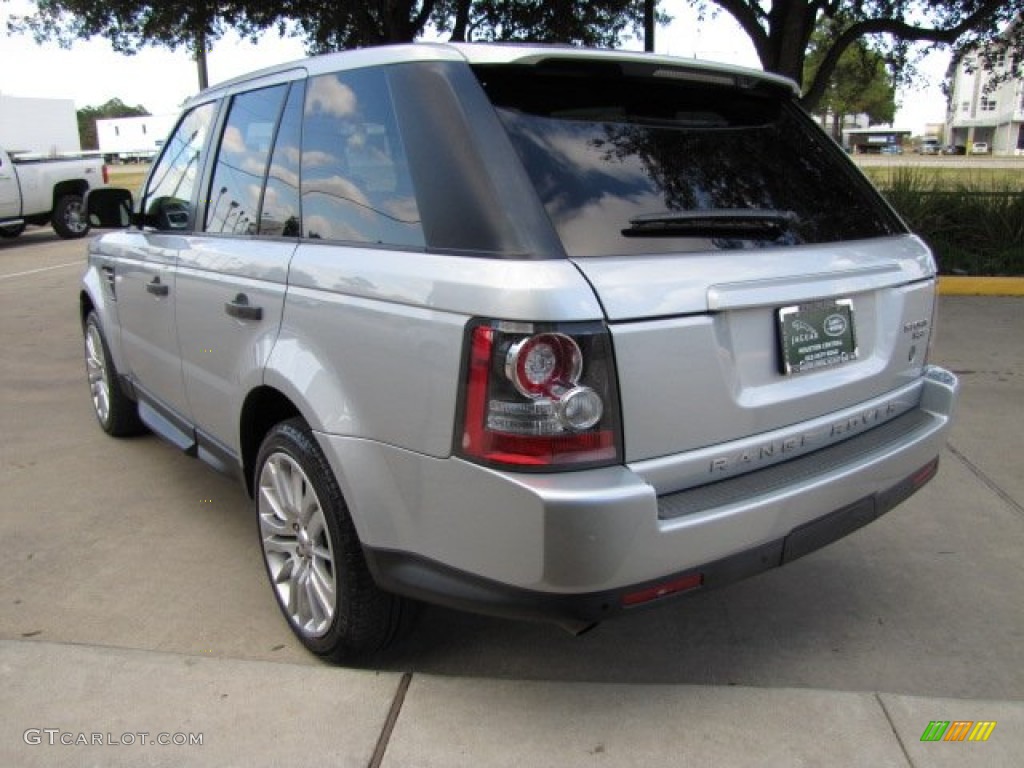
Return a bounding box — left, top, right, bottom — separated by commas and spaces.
560, 620, 600, 636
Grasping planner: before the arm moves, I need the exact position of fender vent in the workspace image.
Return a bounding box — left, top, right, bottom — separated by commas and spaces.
101, 266, 116, 299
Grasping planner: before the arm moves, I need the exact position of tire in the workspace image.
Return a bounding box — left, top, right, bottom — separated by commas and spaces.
83, 311, 145, 436
51, 194, 90, 239
0, 223, 26, 238
255, 418, 411, 661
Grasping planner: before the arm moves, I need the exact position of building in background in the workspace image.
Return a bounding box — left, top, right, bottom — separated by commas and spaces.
811, 112, 869, 145
0, 94, 81, 154
946, 50, 1024, 155
844, 128, 912, 154
96, 114, 177, 163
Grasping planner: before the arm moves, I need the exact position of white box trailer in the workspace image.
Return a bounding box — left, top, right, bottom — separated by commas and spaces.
96, 114, 177, 163
0, 94, 81, 154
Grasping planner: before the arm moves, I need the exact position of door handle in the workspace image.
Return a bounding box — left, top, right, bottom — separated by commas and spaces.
225, 293, 263, 321
145, 276, 169, 296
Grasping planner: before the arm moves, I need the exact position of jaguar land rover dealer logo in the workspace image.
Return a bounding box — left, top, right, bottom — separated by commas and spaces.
789, 319, 819, 343
824, 313, 848, 337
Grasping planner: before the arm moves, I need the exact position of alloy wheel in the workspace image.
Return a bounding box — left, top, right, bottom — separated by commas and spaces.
258, 452, 337, 638
85, 323, 111, 424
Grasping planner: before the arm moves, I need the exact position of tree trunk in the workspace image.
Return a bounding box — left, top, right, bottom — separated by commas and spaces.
195, 31, 209, 91
763, 1, 816, 85
645, 0, 655, 52
450, 0, 472, 41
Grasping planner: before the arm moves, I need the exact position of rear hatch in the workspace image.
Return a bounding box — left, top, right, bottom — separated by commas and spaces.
474, 57, 937, 470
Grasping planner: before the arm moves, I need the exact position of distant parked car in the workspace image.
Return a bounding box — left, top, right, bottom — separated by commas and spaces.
916, 141, 939, 155
880, 145, 903, 155
942, 145, 967, 156
971, 142, 990, 154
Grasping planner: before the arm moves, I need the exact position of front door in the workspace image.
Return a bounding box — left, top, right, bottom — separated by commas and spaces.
116, 101, 219, 444
0, 153, 22, 219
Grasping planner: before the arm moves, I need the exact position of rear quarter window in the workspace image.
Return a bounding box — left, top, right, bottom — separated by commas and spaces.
300, 69, 424, 247
473, 63, 905, 257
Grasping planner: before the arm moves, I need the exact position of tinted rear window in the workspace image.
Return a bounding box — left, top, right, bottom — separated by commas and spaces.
474, 63, 904, 257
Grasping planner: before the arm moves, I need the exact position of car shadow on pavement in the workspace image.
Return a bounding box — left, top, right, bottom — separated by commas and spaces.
369, 491, 1024, 702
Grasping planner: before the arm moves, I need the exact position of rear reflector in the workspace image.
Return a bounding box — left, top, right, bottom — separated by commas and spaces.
622, 573, 703, 607
911, 457, 939, 488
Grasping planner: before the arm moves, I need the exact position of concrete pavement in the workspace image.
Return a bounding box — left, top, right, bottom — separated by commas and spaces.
2, 639, 1022, 767
2, 230, 1023, 766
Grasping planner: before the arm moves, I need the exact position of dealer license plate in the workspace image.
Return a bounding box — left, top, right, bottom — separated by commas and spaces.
777, 299, 858, 375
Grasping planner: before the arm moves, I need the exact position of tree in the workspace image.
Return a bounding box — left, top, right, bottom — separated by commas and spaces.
431, 0, 651, 49
242, 0, 651, 52
76, 98, 150, 150
8, 1, 652, 72
804, 27, 895, 140
257, 0, 438, 51
680, 1, 1023, 109
11, 0, 1022, 111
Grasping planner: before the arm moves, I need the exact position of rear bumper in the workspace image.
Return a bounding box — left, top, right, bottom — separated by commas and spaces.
365, 456, 938, 631
322, 366, 957, 626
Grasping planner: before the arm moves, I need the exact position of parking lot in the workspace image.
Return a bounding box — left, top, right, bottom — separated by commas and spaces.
2, 228, 1023, 765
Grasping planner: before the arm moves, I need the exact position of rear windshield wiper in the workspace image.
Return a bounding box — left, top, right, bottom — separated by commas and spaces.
622, 209, 800, 238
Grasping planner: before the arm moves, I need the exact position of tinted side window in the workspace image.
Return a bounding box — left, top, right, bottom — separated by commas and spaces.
143, 102, 217, 231
260, 82, 304, 237
205, 84, 288, 235
301, 69, 424, 247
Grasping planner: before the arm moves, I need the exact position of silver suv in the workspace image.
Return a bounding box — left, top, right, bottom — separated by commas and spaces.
81, 43, 958, 661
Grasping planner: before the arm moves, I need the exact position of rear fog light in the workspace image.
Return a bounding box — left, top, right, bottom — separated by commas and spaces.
622, 573, 703, 607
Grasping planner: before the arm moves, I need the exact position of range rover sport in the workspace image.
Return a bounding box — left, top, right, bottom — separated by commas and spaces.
81, 43, 958, 661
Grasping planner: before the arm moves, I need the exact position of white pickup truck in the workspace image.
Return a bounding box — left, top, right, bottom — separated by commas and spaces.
0, 147, 107, 239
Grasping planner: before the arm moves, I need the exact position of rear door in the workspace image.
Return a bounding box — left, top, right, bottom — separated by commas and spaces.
175, 79, 303, 465
476, 60, 938, 469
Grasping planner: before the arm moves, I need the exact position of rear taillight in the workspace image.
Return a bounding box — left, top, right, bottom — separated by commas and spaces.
458, 320, 621, 469
102, 164, 109, 185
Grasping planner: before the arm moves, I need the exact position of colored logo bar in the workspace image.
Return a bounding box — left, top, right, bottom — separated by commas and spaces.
920, 721, 996, 742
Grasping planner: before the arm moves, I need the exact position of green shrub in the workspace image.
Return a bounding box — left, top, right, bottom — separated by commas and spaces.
876, 168, 1024, 276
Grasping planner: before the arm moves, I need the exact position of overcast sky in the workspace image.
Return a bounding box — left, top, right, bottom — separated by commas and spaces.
1, 0, 950, 133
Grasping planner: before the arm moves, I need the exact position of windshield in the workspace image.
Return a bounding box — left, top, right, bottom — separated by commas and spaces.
474, 63, 904, 257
